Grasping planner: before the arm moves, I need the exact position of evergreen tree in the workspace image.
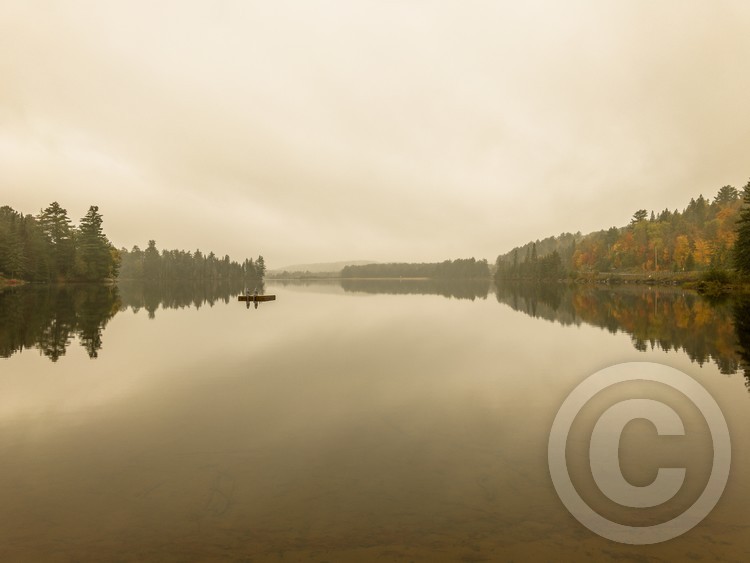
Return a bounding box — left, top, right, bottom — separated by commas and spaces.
735, 181, 750, 276
120, 245, 144, 279
143, 240, 161, 280
37, 202, 75, 279
4, 229, 25, 278
0, 207, 26, 278
255, 255, 266, 278
3, 202, 256, 283
631, 209, 648, 224
714, 185, 739, 205
21, 212, 52, 280
76, 206, 114, 280
193, 249, 204, 279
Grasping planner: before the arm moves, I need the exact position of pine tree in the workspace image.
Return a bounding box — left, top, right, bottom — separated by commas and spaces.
631, 209, 648, 225
0, 222, 25, 278
735, 181, 750, 276
0, 206, 27, 278
714, 185, 739, 205
244, 258, 256, 280
143, 240, 161, 280
38, 202, 75, 279
4, 229, 25, 278
192, 249, 204, 279
255, 255, 266, 279
76, 206, 113, 280
21, 213, 51, 280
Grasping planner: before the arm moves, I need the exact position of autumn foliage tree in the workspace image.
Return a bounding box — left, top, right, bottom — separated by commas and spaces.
735, 181, 750, 276
496, 184, 744, 280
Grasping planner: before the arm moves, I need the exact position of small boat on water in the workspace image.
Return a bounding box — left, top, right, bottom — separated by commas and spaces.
238, 288, 276, 303
238, 294, 276, 302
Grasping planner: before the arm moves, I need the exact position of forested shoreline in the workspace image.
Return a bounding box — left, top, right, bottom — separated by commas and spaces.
495, 181, 750, 286
341, 258, 490, 279
118, 242, 265, 283
0, 202, 264, 285
4, 181, 750, 290
1, 203, 119, 283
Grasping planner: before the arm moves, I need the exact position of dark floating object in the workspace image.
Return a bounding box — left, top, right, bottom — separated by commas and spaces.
239, 288, 276, 307
238, 294, 276, 302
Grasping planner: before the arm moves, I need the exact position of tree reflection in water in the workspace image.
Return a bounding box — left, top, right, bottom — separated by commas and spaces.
340, 278, 491, 300
0, 284, 120, 361
495, 282, 750, 387
0, 280, 257, 361
733, 296, 750, 389
2, 279, 749, 385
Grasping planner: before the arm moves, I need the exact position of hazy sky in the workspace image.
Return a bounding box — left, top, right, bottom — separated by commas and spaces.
2, 1, 750, 267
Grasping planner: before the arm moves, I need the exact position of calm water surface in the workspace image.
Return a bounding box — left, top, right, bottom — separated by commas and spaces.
1, 280, 750, 562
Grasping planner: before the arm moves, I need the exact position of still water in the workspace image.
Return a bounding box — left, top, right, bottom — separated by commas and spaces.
1, 280, 749, 561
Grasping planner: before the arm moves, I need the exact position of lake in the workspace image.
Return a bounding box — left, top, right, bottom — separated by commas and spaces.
1, 280, 749, 561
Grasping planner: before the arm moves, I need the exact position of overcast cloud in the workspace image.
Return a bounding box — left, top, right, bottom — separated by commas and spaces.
2, 1, 750, 267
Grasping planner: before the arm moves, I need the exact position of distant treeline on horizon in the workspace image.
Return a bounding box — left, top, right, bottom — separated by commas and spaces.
118, 242, 265, 282
341, 258, 490, 279
0, 202, 265, 283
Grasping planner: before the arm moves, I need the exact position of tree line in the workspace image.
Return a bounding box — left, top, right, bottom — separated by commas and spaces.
0, 202, 119, 282
119, 241, 265, 282
0, 202, 265, 284
341, 258, 490, 279
496, 181, 750, 281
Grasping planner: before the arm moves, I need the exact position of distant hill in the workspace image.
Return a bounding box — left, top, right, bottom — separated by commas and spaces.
271, 260, 377, 274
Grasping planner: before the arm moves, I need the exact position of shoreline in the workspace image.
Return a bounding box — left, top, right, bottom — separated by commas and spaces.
269, 276, 492, 281
497, 272, 750, 296
0, 278, 26, 290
